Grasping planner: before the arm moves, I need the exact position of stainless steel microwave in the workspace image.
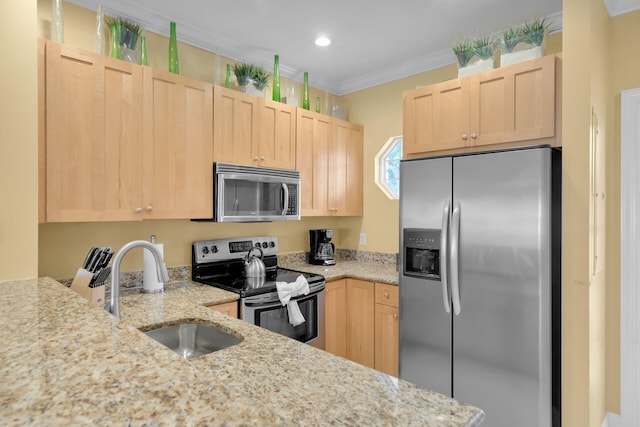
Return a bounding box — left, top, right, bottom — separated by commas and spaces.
209, 162, 300, 222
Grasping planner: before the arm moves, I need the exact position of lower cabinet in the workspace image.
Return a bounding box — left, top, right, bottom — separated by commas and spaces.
207, 300, 238, 318
324, 278, 398, 375
374, 283, 399, 377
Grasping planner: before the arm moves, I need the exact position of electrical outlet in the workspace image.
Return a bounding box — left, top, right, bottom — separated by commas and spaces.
359, 233, 366, 246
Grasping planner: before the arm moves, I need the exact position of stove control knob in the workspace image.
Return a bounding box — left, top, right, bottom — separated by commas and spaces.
202, 246, 209, 254
210, 245, 218, 254
269, 241, 275, 248
262, 242, 268, 249
255, 242, 261, 248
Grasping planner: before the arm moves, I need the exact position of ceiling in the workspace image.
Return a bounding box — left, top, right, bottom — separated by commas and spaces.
65, 0, 570, 95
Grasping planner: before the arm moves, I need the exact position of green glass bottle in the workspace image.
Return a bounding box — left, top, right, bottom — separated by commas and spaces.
302, 72, 310, 110
110, 22, 120, 59
225, 64, 231, 88
168, 22, 179, 74
272, 54, 281, 102
139, 36, 148, 65
315, 97, 320, 113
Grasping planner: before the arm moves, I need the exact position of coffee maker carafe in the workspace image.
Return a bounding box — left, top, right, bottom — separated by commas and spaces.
309, 229, 336, 265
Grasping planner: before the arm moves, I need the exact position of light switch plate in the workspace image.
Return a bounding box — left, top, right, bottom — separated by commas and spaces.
359, 233, 366, 246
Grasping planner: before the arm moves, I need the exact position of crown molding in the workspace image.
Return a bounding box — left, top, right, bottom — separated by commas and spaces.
603, 0, 640, 16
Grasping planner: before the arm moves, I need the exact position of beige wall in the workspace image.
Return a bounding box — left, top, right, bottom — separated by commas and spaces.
0, 1, 38, 281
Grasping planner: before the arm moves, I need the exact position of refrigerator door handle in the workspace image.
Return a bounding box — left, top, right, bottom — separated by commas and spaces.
450, 202, 462, 315
440, 201, 451, 314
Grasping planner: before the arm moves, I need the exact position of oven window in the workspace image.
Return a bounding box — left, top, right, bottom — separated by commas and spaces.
254, 295, 318, 343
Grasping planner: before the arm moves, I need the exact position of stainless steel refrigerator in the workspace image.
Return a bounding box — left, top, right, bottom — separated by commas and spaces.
399, 146, 561, 427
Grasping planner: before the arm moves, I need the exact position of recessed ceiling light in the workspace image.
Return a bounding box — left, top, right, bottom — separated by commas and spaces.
315, 36, 331, 47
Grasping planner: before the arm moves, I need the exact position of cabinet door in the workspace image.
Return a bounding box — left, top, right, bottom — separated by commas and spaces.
207, 301, 238, 318
470, 55, 556, 147
258, 99, 296, 169
45, 41, 143, 222
374, 283, 399, 376
325, 279, 347, 358
403, 79, 469, 157
142, 68, 213, 219
296, 109, 332, 216
213, 86, 259, 165
346, 279, 375, 368
330, 120, 363, 216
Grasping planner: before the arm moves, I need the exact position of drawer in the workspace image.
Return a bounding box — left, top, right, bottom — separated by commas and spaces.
375, 283, 398, 307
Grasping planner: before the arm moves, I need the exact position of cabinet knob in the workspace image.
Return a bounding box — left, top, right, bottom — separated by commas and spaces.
253, 156, 259, 161
259, 156, 265, 161
471, 133, 477, 139
461, 134, 468, 141
384, 292, 390, 299
146, 205, 153, 212
135, 207, 143, 213
393, 314, 398, 320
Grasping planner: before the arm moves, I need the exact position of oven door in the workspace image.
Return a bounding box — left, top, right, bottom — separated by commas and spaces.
241, 288, 325, 350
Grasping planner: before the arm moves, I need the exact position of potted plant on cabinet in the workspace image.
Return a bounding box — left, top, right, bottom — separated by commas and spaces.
232, 62, 270, 97
500, 17, 549, 67
105, 16, 143, 63
455, 35, 495, 77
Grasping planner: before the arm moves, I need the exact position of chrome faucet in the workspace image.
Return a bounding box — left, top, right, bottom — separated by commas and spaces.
106, 240, 170, 319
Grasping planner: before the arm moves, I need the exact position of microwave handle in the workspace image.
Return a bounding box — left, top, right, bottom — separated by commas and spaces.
281, 183, 289, 216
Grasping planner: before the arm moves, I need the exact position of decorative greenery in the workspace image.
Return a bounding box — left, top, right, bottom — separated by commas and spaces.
470, 35, 494, 60
252, 67, 270, 90
500, 18, 549, 53
452, 39, 474, 68
105, 16, 143, 49
500, 26, 525, 53
522, 17, 549, 46
232, 62, 270, 90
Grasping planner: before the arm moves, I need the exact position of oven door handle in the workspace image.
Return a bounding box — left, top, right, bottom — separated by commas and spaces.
243, 287, 324, 307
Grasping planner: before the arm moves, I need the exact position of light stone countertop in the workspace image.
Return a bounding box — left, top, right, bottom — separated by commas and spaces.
0, 277, 484, 426
279, 258, 399, 285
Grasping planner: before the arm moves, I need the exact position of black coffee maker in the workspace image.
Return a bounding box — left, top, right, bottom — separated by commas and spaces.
309, 229, 336, 265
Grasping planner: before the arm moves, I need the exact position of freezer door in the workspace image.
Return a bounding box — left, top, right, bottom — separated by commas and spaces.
399, 157, 453, 396
452, 147, 553, 426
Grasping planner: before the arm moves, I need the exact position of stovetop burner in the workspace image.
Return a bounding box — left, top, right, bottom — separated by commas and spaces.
197, 267, 324, 298
192, 236, 325, 298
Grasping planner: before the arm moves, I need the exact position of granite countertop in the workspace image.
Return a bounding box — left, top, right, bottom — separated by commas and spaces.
279, 252, 399, 285
0, 277, 483, 426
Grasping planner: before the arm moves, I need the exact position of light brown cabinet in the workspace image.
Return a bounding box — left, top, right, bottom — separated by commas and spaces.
44, 41, 144, 222
346, 278, 375, 368
324, 278, 399, 375
296, 110, 364, 216
207, 300, 238, 318
213, 87, 296, 169
41, 40, 213, 222
403, 54, 561, 158
142, 67, 213, 219
325, 279, 347, 358
374, 283, 399, 377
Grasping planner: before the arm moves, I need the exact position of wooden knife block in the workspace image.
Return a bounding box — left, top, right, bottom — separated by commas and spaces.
70, 268, 105, 305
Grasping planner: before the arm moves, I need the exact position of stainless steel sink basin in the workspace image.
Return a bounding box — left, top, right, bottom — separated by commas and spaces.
143, 322, 242, 360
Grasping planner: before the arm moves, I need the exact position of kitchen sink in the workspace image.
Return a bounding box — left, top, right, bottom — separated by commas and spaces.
142, 322, 242, 360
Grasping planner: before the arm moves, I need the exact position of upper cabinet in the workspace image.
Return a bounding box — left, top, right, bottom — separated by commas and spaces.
403, 54, 561, 158
213, 87, 296, 169
142, 68, 213, 219
296, 110, 363, 216
41, 40, 213, 222
44, 41, 144, 222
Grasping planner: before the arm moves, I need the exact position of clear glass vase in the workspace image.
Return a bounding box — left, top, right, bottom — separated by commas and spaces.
52, 0, 64, 43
